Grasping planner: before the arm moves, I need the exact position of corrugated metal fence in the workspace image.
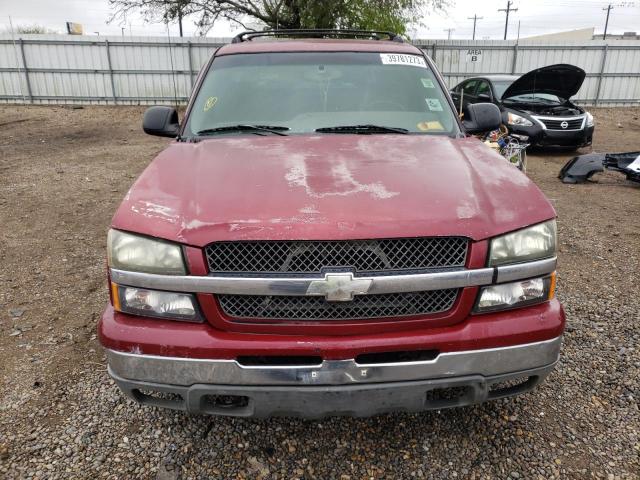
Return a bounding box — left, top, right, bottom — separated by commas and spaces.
1, 34, 639, 106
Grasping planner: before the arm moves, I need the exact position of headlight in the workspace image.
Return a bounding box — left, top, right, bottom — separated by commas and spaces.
107, 229, 186, 275
585, 112, 594, 127
507, 112, 534, 127
474, 274, 555, 313
489, 220, 557, 266
111, 284, 201, 322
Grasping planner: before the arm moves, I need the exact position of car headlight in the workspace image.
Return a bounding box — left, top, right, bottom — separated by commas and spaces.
489, 220, 557, 266
111, 284, 201, 322
507, 112, 534, 127
474, 274, 555, 313
107, 229, 186, 275
585, 112, 594, 127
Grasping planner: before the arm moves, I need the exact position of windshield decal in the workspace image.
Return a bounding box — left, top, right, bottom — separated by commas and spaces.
203, 96, 218, 112
425, 98, 443, 112
421, 78, 435, 88
380, 53, 427, 68
417, 120, 444, 131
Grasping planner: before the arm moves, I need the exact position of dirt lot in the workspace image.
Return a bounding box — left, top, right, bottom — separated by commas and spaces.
0, 105, 638, 479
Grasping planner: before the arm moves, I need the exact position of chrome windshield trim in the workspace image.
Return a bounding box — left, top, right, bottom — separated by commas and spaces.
110, 257, 556, 297
106, 336, 562, 386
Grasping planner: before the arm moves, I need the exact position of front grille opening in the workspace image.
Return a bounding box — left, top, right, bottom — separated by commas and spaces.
426, 386, 470, 403
356, 349, 439, 365
205, 237, 468, 274
540, 118, 583, 130
202, 394, 249, 409
132, 389, 183, 406
218, 289, 458, 321
237, 355, 322, 366
488, 376, 537, 398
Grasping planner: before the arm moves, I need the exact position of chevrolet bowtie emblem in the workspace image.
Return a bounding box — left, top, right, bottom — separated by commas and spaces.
306, 273, 373, 302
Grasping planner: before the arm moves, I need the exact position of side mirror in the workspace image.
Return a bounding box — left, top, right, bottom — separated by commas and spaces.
143, 106, 180, 138
462, 103, 501, 134
477, 93, 492, 102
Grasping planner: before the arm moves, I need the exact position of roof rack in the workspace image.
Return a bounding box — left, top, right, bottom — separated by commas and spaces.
231, 29, 404, 44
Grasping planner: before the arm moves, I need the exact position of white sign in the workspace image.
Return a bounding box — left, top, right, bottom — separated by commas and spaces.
380, 53, 427, 68
466, 49, 482, 62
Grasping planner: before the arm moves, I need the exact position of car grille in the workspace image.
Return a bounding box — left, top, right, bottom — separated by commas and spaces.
205, 237, 468, 274
538, 117, 584, 130
217, 289, 459, 321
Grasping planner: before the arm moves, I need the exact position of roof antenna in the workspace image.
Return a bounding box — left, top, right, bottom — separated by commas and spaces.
165, 18, 180, 111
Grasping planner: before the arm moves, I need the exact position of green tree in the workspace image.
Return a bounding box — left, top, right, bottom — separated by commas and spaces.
109, 0, 449, 36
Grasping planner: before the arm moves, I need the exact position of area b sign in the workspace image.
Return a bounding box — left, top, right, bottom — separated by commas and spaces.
466, 49, 482, 62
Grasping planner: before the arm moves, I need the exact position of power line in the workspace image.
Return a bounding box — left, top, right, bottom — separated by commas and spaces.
467, 14, 484, 40
602, 4, 614, 39
498, 1, 519, 40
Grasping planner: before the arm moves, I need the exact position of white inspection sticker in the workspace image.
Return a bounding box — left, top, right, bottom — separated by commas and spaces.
425, 98, 443, 112
421, 78, 435, 89
380, 53, 427, 68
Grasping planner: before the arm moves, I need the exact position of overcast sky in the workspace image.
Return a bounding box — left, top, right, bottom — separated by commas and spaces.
1, 0, 639, 39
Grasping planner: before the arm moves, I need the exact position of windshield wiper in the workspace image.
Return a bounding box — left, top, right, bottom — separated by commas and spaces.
315, 124, 409, 134
196, 124, 289, 136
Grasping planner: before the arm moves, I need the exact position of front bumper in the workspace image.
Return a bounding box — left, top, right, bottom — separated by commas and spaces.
106, 336, 562, 418
536, 126, 594, 147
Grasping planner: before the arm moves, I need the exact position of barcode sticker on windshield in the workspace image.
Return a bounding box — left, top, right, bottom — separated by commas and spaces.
380, 53, 427, 68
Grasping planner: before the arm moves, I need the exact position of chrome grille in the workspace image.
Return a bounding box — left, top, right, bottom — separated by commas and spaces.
205, 237, 468, 274
218, 289, 458, 321
538, 117, 584, 130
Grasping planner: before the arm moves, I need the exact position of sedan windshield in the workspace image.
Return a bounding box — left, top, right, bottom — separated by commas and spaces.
185, 52, 458, 136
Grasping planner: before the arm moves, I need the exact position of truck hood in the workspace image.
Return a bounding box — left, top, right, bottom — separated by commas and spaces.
502, 63, 586, 101
112, 134, 555, 246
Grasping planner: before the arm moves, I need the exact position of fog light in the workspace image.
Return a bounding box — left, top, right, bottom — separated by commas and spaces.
475, 276, 553, 313
112, 283, 201, 322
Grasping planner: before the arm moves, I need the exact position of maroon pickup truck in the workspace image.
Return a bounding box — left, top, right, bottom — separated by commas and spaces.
99, 30, 563, 418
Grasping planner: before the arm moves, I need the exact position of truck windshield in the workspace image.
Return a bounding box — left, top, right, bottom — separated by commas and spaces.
185, 52, 458, 136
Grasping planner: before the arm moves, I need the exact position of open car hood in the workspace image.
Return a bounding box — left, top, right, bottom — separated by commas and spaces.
502, 64, 586, 100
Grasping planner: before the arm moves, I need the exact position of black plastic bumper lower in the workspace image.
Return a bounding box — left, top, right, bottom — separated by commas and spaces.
110, 363, 556, 418
535, 126, 594, 147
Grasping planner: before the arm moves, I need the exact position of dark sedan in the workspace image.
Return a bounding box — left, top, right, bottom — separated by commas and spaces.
451, 64, 594, 148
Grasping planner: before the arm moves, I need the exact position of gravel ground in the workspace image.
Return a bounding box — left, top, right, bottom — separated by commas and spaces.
0, 105, 639, 479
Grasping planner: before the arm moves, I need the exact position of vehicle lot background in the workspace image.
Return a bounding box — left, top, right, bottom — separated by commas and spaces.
1, 35, 639, 106
0, 105, 638, 479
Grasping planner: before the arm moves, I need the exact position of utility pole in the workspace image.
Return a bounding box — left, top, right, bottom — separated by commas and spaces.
178, 10, 183, 37
498, 1, 518, 40
467, 14, 483, 40
443, 28, 455, 40
602, 4, 613, 40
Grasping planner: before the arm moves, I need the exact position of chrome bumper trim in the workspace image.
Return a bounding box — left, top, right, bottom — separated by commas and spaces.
109, 257, 556, 297
106, 336, 562, 387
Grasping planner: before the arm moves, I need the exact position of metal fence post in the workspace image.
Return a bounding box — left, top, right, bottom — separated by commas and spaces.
187, 41, 194, 91
18, 38, 33, 103
431, 43, 437, 65
594, 44, 609, 107
511, 43, 519, 74
105, 39, 117, 104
